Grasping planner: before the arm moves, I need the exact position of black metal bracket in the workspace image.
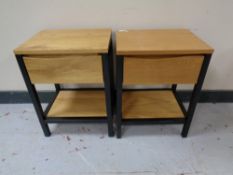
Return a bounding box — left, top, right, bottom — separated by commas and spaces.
46, 117, 107, 123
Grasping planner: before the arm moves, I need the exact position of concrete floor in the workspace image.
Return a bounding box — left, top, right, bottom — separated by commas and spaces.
0, 103, 233, 175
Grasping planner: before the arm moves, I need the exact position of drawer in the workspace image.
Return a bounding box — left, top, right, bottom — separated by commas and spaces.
24, 55, 103, 84
123, 55, 204, 85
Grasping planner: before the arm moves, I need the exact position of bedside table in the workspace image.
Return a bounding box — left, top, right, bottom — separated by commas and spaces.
115, 29, 214, 138
14, 29, 114, 137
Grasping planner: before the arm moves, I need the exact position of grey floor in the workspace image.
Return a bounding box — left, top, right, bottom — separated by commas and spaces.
0, 103, 233, 175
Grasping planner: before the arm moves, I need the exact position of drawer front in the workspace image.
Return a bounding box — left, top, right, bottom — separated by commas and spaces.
24, 55, 103, 84
123, 55, 204, 85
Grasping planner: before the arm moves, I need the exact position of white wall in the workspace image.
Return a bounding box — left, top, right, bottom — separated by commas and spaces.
1, 0, 233, 90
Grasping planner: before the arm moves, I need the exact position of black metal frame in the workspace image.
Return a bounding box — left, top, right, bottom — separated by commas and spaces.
116, 56, 124, 138
115, 54, 212, 138
181, 54, 212, 137
16, 55, 51, 136
101, 38, 115, 137
15, 39, 115, 137
55, 84, 61, 93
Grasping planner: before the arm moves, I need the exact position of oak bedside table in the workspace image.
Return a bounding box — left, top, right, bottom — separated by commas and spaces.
115, 29, 214, 138
14, 29, 114, 137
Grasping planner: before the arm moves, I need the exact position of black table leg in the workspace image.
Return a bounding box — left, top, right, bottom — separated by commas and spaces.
116, 56, 124, 138
16, 55, 51, 136
102, 51, 114, 137
55, 84, 61, 93
181, 54, 212, 137
172, 84, 177, 91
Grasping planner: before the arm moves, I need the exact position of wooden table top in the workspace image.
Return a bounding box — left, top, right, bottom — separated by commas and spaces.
14, 29, 111, 55
116, 29, 214, 55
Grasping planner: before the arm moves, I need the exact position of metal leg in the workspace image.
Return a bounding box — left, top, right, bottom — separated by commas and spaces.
106, 37, 115, 113
172, 89, 187, 117
181, 54, 212, 137
116, 56, 124, 138
172, 84, 177, 91
109, 41, 115, 112
102, 53, 114, 137
16, 55, 51, 136
55, 84, 61, 93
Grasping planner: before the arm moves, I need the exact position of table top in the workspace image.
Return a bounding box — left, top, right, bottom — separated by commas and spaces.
14, 29, 111, 55
116, 29, 214, 55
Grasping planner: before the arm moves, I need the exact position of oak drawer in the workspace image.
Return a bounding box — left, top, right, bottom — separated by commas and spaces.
123, 55, 204, 85
24, 55, 103, 84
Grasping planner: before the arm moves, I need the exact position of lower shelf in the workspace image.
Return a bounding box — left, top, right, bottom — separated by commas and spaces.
47, 90, 107, 118
122, 90, 184, 119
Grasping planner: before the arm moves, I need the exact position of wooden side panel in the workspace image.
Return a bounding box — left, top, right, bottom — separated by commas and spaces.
123, 55, 204, 85
123, 91, 184, 119
24, 55, 103, 84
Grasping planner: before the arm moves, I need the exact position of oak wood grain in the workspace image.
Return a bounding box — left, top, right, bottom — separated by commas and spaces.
116, 29, 213, 55
123, 55, 204, 85
48, 91, 107, 117
122, 91, 184, 119
24, 55, 103, 84
14, 29, 111, 55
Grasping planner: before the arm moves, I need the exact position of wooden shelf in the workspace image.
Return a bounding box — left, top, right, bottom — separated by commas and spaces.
122, 90, 184, 119
47, 90, 107, 117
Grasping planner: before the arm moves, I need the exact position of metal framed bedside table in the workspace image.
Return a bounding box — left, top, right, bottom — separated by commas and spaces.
115, 29, 214, 138
14, 29, 114, 137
